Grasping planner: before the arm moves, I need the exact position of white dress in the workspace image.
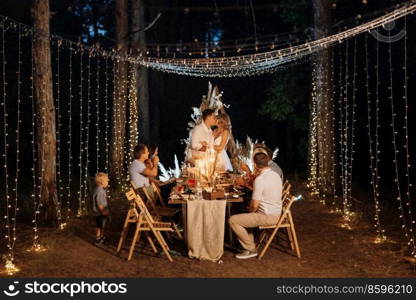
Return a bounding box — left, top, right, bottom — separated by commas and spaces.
214, 134, 233, 172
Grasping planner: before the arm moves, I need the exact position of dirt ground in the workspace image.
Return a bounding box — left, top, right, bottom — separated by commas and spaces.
2, 182, 415, 278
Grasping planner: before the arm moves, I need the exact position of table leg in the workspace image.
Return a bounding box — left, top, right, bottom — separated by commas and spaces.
182, 203, 187, 244
227, 202, 235, 248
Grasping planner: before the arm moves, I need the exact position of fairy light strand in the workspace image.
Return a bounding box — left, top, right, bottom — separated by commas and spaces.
77, 47, 84, 219
1, 21, 12, 265
365, 33, 385, 240
95, 54, 100, 173
0, 2, 414, 78
401, 17, 416, 256
104, 56, 109, 173
348, 37, 357, 208
387, 28, 409, 244
342, 39, 350, 215
65, 45, 73, 223
330, 46, 337, 208
10, 23, 22, 261
54, 40, 64, 222
81, 49, 92, 216
30, 29, 40, 249
338, 42, 345, 213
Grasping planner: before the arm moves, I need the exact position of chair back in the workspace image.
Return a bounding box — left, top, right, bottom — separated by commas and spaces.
125, 188, 156, 223
130, 180, 139, 190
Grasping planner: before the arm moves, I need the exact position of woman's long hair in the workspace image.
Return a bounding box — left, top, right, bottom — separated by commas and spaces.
217, 113, 231, 131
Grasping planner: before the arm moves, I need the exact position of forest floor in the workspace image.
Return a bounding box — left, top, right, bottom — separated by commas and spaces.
1, 181, 415, 278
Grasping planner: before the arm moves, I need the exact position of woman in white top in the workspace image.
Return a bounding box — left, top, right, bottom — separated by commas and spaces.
214, 113, 233, 172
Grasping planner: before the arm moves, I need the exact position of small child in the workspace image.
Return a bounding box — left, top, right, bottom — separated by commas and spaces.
92, 172, 110, 244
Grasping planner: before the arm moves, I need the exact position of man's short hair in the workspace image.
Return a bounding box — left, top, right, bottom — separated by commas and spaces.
254, 153, 269, 168
133, 143, 147, 159
202, 109, 215, 121
94, 172, 108, 186
254, 144, 273, 160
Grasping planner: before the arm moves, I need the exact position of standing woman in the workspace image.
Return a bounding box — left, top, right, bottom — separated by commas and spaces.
214, 113, 233, 172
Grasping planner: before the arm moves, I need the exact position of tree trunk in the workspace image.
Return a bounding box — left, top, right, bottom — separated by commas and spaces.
312, 0, 334, 196
32, 0, 58, 226
110, 0, 128, 185
131, 0, 150, 142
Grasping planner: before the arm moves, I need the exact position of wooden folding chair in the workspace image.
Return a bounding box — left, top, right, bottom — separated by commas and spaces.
116, 188, 174, 262
140, 183, 183, 240
257, 192, 301, 259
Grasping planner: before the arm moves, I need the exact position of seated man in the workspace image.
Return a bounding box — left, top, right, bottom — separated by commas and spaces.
254, 144, 283, 181
236, 144, 283, 190
229, 152, 283, 259
129, 143, 159, 188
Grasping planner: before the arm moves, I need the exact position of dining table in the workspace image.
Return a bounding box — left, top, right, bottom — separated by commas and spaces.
168, 177, 245, 261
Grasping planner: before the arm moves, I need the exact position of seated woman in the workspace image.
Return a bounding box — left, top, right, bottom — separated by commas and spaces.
144, 143, 162, 186
129, 143, 159, 188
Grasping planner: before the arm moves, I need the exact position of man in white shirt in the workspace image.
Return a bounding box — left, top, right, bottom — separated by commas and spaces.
186, 109, 217, 162
229, 152, 283, 259
129, 143, 159, 188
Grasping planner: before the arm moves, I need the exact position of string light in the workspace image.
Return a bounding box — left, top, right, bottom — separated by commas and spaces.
387, 28, 410, 248
10, 23, 22, 259
128, 63, 138, 165
307, 61, 319, 196
348, 37, 357, 209
1, 2, 415, 78
401, 17, 416, 257
342, 39, 350, 215
337, 42, 345, 214
65, 45, 73, 222
330, 47, 337, 208
365, 33, 385, 241
80, 49, 92, 216
112, 58, 121, 186
78, 46, 84, 219
104, 56, 109, 173
30, 29, 40, 250
95, 53, 100, 173
54, 40, 64, 224
1, 20, 13, 271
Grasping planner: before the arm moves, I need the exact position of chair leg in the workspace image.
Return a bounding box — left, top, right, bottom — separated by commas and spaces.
172, 221, 183, 240
286, 227, 295, 251
145, 232, 158, 253
258, 227, 279, 260
288, 213, 301, 258
257, 231, 267, 250
153, 230, 173, 262
127, 224, 142, 261
116, 211, 131, 254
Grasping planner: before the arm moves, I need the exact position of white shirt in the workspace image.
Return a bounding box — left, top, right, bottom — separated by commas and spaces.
269, 160, 283, 181
186, 121, 214, 160
252, 168, 283, 216
129, 160, 149, 188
